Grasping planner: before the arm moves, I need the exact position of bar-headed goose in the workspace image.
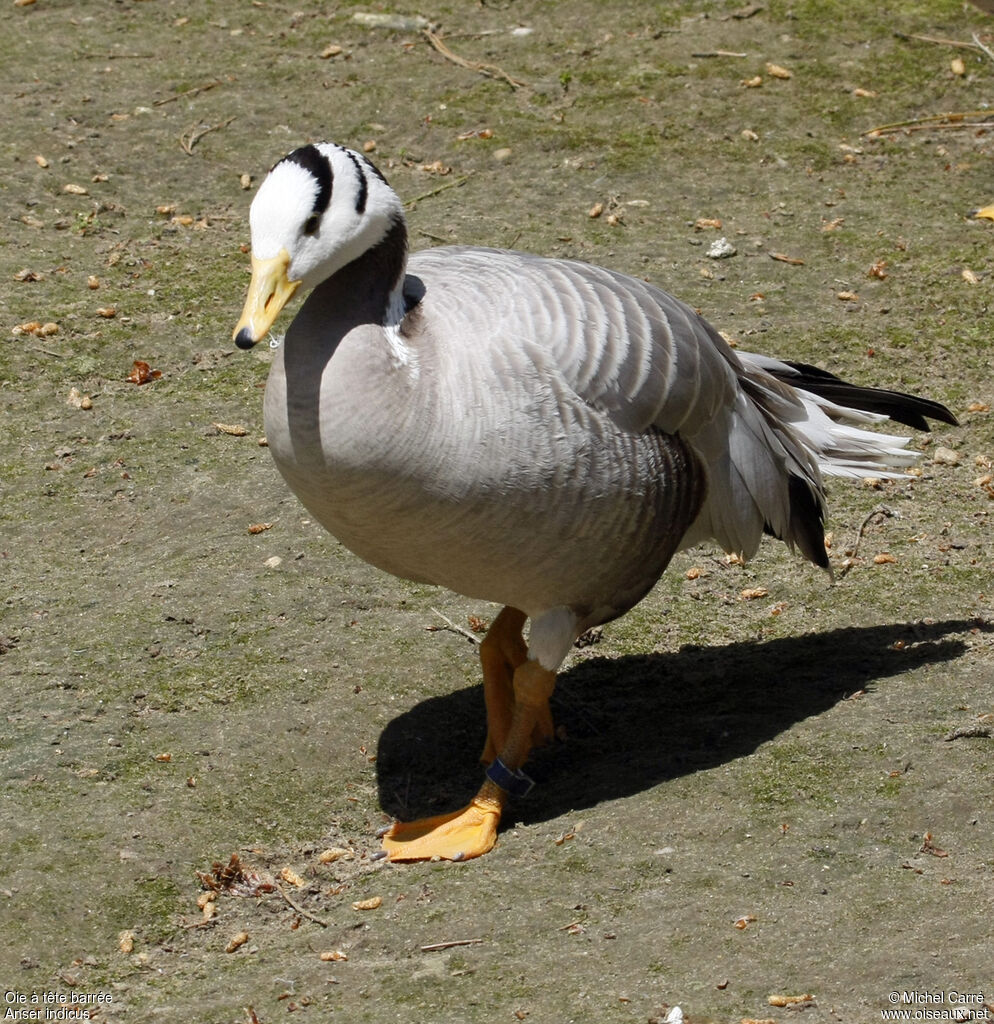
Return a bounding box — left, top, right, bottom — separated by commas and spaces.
233, 142, 956, 861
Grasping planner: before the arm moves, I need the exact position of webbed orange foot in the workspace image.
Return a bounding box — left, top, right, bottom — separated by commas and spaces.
381, 790, 503, 862
382, 656, 557, 863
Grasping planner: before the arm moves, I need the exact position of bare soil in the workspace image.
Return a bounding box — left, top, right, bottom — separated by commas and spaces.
2, 2, 992, 1023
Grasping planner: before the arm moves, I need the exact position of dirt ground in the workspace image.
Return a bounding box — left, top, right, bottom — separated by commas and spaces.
2, 1, 993, 1022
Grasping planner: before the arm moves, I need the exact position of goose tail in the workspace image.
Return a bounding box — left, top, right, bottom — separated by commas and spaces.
744, 352, 958, 480
758, 356, 959, 433
680, 351, 956, 571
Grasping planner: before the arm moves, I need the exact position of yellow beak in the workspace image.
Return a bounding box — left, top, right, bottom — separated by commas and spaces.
232, 249, 301, 348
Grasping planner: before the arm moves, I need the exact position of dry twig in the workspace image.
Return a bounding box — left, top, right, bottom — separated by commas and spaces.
405, 172, 475, 210
420, 938, 484, 952
28, 345, 64, 359
276, 883, 329, 927
971, 31, 994, 64
894, 30, 994, 63
179, 916, 219, 931
895, 31, 984, 50
428, 607, 481, 644
155, 79, 223, 107
863, 110, 994, 137
81, 51, 156, 59
180, 116, 236, 155
423, 27, 526, 89
837, 506, 896, 577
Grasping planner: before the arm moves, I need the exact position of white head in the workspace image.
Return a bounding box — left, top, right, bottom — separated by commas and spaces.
233, 142, 406, 348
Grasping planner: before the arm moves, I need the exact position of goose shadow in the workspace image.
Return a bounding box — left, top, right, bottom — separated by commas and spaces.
375, 617, 987, 825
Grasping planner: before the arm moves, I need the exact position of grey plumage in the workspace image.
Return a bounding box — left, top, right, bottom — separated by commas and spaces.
235, 141, 955, 673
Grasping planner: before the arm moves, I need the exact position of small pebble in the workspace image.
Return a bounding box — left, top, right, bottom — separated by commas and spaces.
707, 237, 737, 259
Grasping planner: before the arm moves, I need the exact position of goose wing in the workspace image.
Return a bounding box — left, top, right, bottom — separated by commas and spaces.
410, 246, 831, 566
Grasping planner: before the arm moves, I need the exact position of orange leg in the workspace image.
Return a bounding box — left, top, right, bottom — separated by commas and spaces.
478, 607, 555, 762
381, 650, 557, 862
479, 607, 527, 763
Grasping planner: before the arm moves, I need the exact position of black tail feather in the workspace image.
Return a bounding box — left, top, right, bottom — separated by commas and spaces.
764, 474, 829, 570
768, 359, 959, 432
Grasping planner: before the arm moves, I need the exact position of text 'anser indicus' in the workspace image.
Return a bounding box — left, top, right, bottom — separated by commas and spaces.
233, 142, 957, 861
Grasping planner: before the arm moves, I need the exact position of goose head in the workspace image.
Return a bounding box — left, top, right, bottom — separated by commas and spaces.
233, 142, 406, 348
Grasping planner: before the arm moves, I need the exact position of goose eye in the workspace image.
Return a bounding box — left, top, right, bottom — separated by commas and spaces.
302, 214, 320, 236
